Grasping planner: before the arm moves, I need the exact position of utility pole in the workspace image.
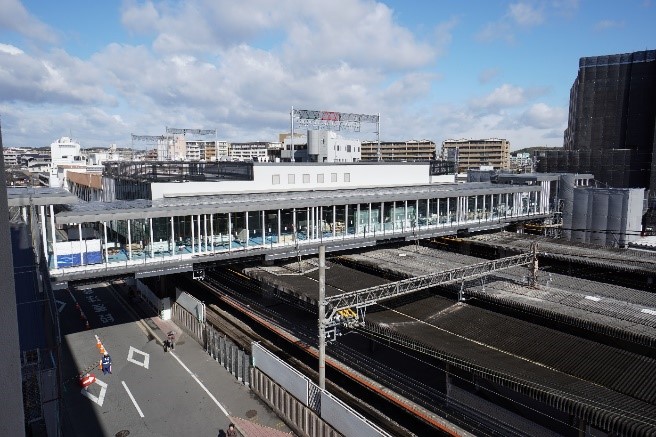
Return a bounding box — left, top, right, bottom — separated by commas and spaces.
318, 245, 326, 390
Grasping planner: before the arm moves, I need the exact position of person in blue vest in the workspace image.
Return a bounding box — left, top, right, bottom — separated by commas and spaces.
101, 352, 112, 375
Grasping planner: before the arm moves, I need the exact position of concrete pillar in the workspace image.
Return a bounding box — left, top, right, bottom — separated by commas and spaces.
49, 204, 57, 266
191, 215, 195, 254
245, 212, 249, 247
127, 219, 132, 260
332, 205, 336, 238
228, 213, 232, 251
103, 221, 108, 263
356, 204, 360, 234
171, 216, 175, 255
149, 217, 154, 258
39, 206, 48, 262
197, 214, 202, 252
368, 203, 372, 233
210, 214, 214, 252
261, 210, 266, 246
277, 209, 281, 245
204, 214, 208, 252
78, 223, 84, 265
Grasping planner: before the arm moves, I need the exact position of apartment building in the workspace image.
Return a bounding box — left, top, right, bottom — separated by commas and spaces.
441, 138, 510, 172
360, 140, 436, 161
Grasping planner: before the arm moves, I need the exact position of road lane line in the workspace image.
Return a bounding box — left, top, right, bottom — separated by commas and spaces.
122, 381, 145, 418
169, 352, 230, 417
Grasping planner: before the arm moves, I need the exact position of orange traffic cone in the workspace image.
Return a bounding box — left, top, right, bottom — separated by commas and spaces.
96, 338, 102, 349
99, 344, 106, 355
85, 320, 90, 330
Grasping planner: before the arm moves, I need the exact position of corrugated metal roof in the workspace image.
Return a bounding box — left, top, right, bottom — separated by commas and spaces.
55, 182, 541, 223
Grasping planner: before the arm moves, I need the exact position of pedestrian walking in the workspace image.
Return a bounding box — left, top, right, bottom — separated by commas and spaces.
101, 352, 112, 375
226, 423, 237, 437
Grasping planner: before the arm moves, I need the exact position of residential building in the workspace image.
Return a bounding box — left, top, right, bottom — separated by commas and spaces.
230, 142, 270, 162
441, 138, 510, 172
360, 140, 436, 161
49, 137, 86, 188
509, 152, 533, 172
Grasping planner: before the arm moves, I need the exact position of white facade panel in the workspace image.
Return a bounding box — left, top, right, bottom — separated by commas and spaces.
151, 163, 453, 199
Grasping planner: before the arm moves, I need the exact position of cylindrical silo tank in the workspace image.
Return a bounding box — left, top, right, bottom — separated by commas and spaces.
590, 190, 609, 246
308, 130, 320, 155
607, 190, 624, 247
560, 174, 577, 240
571, 188, 589, 244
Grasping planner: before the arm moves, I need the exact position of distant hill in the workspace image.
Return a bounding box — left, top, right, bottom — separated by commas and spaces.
513, 146, 563, 155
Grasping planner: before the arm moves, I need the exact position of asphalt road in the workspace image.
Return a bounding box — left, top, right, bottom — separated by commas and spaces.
57, 282, 287, 437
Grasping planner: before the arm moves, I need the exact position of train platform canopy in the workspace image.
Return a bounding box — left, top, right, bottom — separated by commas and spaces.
53, 182, 542, 224
7, 187, 79, 207
244, 245, 656, 434
630, 235, 656, 251
495, 173, 564, 183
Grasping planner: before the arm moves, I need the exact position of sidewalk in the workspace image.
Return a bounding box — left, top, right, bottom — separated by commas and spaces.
112, 280, 293, 437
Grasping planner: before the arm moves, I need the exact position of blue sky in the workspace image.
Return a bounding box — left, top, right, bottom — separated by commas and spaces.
0, 0, 654, 150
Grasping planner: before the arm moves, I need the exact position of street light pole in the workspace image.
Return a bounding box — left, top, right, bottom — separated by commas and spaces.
318, 244, 326, 390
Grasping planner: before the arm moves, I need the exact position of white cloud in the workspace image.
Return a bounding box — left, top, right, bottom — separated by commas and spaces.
594, 19, 625, 31
472, 84, 526, 109
478, 68, 499, 84
0, 0, 567, 150
0, 48, 112, 105
477, 1, 556, 43
0, 0, 58, 44
475, 21, 514, 43
0, 43, 24, 55
509, 2, 544, 26
520, 103, 567, 129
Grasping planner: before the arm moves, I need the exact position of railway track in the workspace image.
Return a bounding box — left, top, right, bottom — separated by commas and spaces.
190, 267, 544, 437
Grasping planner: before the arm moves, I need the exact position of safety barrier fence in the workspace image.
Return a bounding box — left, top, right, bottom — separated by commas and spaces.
251, 367, 340, 437
174, 303, 387, 436
205, 325, 250, 385
172, 302, 206, 345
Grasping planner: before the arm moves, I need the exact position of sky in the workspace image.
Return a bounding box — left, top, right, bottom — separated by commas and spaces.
0, 0, 654, 151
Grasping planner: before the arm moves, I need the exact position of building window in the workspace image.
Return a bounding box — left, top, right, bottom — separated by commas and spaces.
331, 173, 338, 182
288, 174, 295, 184
317, 174, 324, 183
272, 174, 280, 185
347, 145, 351, 153
344, 173, 350, 182
303, 174, 310, 183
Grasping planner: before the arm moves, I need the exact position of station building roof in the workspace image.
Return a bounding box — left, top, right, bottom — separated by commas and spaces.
55, 182, 541, 224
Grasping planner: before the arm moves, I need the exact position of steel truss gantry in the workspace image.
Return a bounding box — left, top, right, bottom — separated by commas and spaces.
324, 251, 536, 326
290, 107, 382, 161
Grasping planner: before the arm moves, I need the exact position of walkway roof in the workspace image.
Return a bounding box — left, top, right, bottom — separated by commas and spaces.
55, 182, 540, 224
7, 187, 79, 207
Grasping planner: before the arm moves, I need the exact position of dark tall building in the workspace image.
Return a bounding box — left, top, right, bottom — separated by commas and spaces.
0, 118, 26, 436
538, 50, 656, 196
